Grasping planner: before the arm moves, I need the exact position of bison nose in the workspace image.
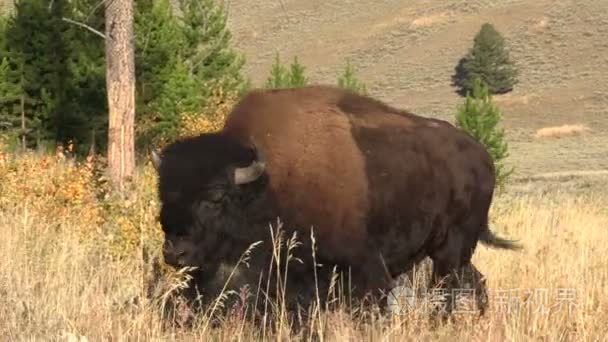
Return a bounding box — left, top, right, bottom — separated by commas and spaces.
163, 250, 186, 267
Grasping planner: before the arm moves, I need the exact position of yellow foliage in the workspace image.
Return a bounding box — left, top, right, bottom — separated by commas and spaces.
0, 137, 164, 261
0, 87, 241, 299
0, 140, 103, 231
178, 87, 237, 138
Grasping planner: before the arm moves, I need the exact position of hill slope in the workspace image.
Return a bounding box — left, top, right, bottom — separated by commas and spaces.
226, 0, 608, 177
1, 0, 606, 177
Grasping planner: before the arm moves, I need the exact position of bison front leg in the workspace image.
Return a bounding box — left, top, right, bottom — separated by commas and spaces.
353, 253, 398, 307
428, 260, 458, 321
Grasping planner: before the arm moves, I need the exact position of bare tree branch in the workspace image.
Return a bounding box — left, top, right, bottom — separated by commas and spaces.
62, 17, 106, 39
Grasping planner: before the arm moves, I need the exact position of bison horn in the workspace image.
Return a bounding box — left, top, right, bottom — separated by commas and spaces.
151, 149, 162, 171
233, 146, 266, 185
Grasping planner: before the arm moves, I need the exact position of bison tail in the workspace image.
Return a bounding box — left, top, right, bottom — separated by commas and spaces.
479, 229, 522, 250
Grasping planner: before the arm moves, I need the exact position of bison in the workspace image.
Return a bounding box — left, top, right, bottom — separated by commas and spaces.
151, 85, 520, 320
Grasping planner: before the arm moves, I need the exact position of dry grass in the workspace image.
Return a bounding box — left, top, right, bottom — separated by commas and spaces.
0, 140, 606, 340
534, 124, 591, 139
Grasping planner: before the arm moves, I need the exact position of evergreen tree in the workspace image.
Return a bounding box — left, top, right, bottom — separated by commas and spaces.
134, 0, 249, 147
0, 18, 21, 137
264, 52, 308, 89
0, 0, 107, 153
1, 0, 72, 147
0, 57, 22, 139
455, 78, 513, 189
62, 0, 107, 154
288, 56, 308, 87
264, 52, 290, 89
452, 23, 518, 96
337, 59, 368, 95
177, 0, 249, 98
0, 15, 6, 58
141, 57, 201, 145
133, 0, 186, 146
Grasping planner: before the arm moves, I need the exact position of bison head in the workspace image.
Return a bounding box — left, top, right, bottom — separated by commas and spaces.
150, 133, 270, 278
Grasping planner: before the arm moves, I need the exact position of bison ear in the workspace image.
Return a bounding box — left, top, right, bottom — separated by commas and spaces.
150, 148, 162, 172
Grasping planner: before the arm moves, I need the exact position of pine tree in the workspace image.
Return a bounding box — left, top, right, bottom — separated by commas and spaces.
177, 0, 249, 98
264, 53, 309, 89
337, 59, 368, 95
455, 78, 513, 190
142, 57, 201, 145
1, 0, 72, 147
288, 56, 308, 87
62, 0, 108, 154
0, 17, 21, 137
0, 0, 107, 153
264, 52, 290, 89
133, 0, 186, 147
134, 0, 249, 147
452, 23, 518, 96
0, 57, 22, 139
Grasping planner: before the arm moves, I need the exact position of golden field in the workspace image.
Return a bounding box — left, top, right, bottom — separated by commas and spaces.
0, 135, 606, 341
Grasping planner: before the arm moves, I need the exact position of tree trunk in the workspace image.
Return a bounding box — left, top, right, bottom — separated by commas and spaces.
104, 0, 135, 191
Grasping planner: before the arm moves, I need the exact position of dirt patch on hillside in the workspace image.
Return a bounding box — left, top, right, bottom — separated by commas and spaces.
534, 124, 591, 139
410, 12, 452, 28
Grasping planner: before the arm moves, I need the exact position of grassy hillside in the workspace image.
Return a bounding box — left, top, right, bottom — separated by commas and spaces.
1, 0, 605, 177
225, 0, 608, 177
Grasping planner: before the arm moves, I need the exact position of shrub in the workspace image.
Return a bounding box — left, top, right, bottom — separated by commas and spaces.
0, 135, 164, 261
178, 87, 237, 139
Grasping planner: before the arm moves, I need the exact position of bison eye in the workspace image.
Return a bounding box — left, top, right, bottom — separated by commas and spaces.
209, 190, 224, 202
205, 185, 226, 203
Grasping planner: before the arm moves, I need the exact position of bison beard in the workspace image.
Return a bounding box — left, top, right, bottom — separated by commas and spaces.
151, 85, 521, 324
